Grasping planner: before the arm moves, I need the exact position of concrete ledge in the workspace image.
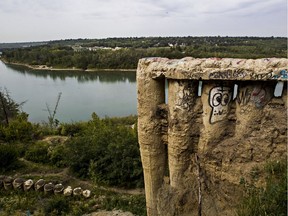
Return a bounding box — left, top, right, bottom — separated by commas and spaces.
138, 57, 288, 81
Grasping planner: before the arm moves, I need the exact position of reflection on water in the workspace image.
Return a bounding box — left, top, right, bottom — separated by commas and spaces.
0, 61, 137, 122
6, 64, 136, 83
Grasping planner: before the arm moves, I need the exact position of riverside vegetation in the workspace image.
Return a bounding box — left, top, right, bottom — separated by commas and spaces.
1, 36, 287, 70
0, 88, 145, 215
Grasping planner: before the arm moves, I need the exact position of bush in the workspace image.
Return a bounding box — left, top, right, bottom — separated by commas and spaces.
102, 194, 146, 216
0, 144, 18, 172
24, 141, 50, 164
0, 113, 35, 142
64, 113, 143, 188
44, 196, 70, 216
58, 122, 85, 136
48, 144, 68, 168
237, 160, 287, 216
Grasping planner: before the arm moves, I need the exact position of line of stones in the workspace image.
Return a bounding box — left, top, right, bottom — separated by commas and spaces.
0, 176, 91, 198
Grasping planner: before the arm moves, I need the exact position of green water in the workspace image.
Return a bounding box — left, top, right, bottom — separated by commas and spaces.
0, 61, 137, 122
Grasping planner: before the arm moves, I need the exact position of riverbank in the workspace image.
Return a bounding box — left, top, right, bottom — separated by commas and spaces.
0, 59, 136, 72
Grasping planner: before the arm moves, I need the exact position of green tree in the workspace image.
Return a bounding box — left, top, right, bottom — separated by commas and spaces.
0, 88, 23, 125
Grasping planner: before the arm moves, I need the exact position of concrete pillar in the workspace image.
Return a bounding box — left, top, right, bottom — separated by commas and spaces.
137, 62, 166, 216
168, 80, 198, 188
235, 83, 273, 135
198, 82, 235, 154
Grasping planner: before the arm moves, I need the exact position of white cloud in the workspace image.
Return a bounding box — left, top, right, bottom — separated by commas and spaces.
0, 0, 286, 42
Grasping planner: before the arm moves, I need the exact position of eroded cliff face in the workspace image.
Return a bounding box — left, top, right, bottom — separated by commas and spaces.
137, 57, 287, 216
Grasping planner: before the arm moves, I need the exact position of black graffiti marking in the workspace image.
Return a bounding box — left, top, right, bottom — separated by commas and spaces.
237, 88, 251, 105
222, 93, 230, 106
250, 72, 273, 80
209, 86, 232, 124
213, 109, 228, 116
212, 93, 222, 106
212, 92, 230, 107
209, 69, 247, 79
268, 102, 284, 108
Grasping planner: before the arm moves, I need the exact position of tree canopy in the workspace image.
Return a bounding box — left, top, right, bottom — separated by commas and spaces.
1, 36, 286, 70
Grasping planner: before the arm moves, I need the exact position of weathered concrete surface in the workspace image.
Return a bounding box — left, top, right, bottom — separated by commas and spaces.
137, 57, 287, 216
142, 57, 287, 81
168, 80, 202, 188
137, 60, 167, 216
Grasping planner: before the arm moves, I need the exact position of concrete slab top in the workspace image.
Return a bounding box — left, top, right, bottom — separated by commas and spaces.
138, 57, 288, 81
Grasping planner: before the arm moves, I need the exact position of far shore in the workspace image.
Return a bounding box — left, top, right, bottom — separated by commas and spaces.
0, 59, 136, 72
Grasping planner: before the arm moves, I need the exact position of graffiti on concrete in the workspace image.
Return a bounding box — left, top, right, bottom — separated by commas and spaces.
237, 88, 251, 106
209, 86, 232, 124
209, 69, 247, 79
273, 70, 288, 80
250, 72, 273, 80
250, 86, 272, 108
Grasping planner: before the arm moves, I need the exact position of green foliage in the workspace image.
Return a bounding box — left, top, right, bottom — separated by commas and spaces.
102, 193, 146, 216
58, 122, 85, 136
103, 115, 137, 126
2, 37, 286, 70
24, 141, 50, 164
0, 144, 18, 172
44, 196, 70, 216
65, 113, 143, 188
0, 190, 39, 215
0, 113, 34, 142
237, 160, 287, 216
0, 185, 146, 216
48, 144, 68, 168
0, 88, 22, 125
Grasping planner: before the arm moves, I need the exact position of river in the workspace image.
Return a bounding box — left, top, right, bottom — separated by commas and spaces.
0, 61, 137, 123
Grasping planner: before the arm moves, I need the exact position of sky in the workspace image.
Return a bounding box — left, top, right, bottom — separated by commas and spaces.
0, 0, 287, 43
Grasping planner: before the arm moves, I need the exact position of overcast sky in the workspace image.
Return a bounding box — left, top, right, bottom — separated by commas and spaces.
0, 0, 287, 43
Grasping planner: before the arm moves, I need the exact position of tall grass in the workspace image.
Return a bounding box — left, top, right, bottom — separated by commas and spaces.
237, 160, 287, 216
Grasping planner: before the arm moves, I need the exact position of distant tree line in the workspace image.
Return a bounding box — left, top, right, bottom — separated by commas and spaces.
1, 36, 287, 70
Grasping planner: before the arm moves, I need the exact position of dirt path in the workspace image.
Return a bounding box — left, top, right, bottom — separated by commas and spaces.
16, 158, 144, 195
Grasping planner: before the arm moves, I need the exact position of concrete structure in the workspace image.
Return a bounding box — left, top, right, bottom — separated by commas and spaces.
137, 57, 287, 216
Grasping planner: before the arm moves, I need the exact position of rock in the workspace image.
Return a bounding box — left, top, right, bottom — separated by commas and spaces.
44, 182, 55, 194
63, 186, 73, 196
23, 179, 34, 191
13, 178, 25, 190
3, 176, 13, 190
82, 189, 91, 198
35, 179, 45, 191
73, 187, 83, 196
54, 183, 64, 195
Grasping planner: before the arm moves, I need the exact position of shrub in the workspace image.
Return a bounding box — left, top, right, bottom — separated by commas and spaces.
0, 144, 18, 172
48, 144, 68, 168
0, 113, 34, 142
102, 193, 146, 216
237, 160, 287, 216
58, 122, 85, 136
44, 196, 70, 216
64, 113, 143, 188
24, 141, 50, 164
